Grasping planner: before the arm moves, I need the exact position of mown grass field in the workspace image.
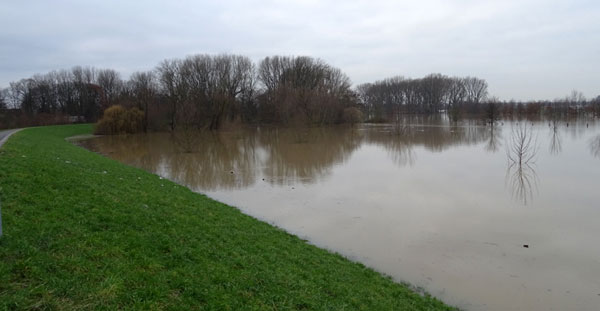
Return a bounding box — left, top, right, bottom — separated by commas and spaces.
0, 124, 456, 310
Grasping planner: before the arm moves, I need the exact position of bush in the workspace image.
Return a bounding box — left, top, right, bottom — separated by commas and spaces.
94, 105, 144, 135
342, 107, 364, 126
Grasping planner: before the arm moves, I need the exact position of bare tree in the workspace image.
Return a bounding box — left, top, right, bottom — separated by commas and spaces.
506, 124, 539, 205
257, 55, 353, 125
356, 74, 489, 120
590, 95, 600, 117
463, 76, 488, 106
97, 69, 123, 109
420, 73, 450, 114
7, 80, 27, 109
484, 97, 501, 124
549, 124, 562, 155
71, 66, 102, 122
0, 88, 7, 110
54, 70, 76, 115
128, 71, 157, 132
156, 54, 255, 131
567, 89, 585, 106
447, 77, 466, 122
157, 59, 186, 130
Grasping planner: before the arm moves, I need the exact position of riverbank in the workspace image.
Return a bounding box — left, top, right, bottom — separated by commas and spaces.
0, 124, 455, 310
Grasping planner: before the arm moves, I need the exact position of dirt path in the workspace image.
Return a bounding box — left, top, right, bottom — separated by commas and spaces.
0, 129, 20, 235
0, 129, 21, 149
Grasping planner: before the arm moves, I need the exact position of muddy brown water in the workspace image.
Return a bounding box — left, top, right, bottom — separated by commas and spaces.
79, 118, 600, 311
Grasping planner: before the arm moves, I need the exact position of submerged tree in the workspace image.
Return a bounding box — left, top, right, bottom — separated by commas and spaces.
155, 54, 255, 130
447, 77, 467, 122
506, 124, 539, 205
257, 56, 354, 126
128, 71, 157, 132
549, 123, 562, 155
356, 74, 488, 121
484, 99, 500, 125
592, 95, 600, 117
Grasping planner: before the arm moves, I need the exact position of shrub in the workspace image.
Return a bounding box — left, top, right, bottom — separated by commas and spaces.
95, 105, 144, 135
342, 107, 364, 126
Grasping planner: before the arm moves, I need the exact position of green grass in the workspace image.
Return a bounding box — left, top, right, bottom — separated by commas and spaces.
0, 124, 456, 310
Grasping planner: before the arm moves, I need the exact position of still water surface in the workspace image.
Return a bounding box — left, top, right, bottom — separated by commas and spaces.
79, 118, 600, 310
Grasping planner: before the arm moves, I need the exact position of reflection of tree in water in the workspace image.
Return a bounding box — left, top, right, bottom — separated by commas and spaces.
365, 123, 490, 166
384, 139, 416, 167
78, 134, 153, 166
549, 124, 562, 155
259, 127, 363, 185
82, 131, 261, 191
81, 121, 559, 194
506, 124, 539, 205
364, 128, 416, 167
416, 125, 488, 152
590, 135, 600, 158
484, 125, 502, 153
166, 131, 261, 191
84, 127, 363, 189
171, 129, 203, 153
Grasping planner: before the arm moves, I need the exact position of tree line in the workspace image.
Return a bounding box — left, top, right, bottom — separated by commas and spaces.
356, 74, 488, 122
356, 76, 600, 123
0, 55, 360, 131
1, 54, 598, 130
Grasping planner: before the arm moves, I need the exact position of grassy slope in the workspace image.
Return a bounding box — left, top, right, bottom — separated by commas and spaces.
0, 125, 455, 310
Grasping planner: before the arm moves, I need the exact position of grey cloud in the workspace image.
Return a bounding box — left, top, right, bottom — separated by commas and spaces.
0, 0, 598, 100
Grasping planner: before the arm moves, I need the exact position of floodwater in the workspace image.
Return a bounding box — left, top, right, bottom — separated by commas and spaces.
79, 117, 600, 311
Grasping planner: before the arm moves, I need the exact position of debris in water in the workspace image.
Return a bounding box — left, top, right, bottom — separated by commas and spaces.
230, 171, 234, 174
523, 244, 529, 248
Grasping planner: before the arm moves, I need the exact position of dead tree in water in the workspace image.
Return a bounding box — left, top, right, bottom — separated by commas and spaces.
506, 124, 539, 205
549, 124, 562, 155
507, 124, 538, 166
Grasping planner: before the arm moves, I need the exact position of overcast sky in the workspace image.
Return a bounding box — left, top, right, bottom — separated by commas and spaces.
0, 0, 598, 101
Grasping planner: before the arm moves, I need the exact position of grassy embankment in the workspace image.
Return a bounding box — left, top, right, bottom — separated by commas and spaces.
0, 124, 455, 310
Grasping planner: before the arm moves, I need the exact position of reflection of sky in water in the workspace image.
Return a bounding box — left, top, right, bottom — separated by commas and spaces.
80, 118, 600, 311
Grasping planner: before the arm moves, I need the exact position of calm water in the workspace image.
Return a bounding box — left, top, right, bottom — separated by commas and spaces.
79, 118, 600, 311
